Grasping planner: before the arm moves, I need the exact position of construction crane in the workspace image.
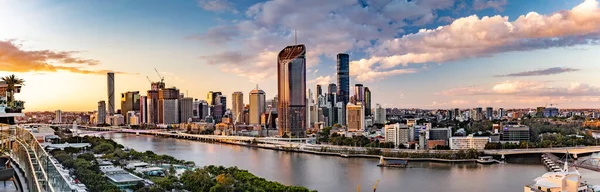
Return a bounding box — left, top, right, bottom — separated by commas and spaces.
146, 76, 152, 83
154, 68, 164, 83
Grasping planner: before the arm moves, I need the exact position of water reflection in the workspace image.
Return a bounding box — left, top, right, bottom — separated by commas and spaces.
106, 133, 555, 192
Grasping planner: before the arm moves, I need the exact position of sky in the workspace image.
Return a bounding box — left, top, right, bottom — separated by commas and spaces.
1, 0, 600, 111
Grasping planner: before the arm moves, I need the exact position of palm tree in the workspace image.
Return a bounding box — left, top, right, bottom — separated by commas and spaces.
1, 74, 25, 107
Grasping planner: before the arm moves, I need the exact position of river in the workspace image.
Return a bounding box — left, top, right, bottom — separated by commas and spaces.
103, 133, 600, 192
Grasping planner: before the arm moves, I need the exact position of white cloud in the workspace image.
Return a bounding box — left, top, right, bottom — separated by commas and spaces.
194, 0, 456, 82
473, 0, 508, 12
441, 81, 600, 97
197, 0, 237, 13
357, 0, 600, 80
308, 75, 333, 85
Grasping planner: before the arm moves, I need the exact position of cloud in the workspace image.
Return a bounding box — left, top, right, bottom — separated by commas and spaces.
437, 16, 455, 23
473, 0, 508, 12
197, 0, 237, 13
494, 67, 580, 77
308, 75, 333, 85
0, 40, 121, 75
356, 0, 600, 80
193, 0, 456, 82
441, 80, 600, 97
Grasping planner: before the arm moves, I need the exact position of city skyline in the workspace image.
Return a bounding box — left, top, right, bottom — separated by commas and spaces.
2, 0, 600, 111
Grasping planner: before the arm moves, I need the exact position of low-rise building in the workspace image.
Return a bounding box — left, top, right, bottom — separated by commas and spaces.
501, 125, 530, 142
449, 135, 489, 150
427, 140, 446, 149
101, 167, 143, 190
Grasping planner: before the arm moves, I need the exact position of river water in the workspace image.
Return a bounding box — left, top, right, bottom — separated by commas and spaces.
103, 133, 600, 192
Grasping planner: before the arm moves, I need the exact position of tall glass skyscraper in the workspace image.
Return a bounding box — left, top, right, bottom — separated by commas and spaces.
277, 44, 306, 137
337, 53, 349, 105
107, 72, 115, 116
364, 87, 371, 116
337, 54, 349, 126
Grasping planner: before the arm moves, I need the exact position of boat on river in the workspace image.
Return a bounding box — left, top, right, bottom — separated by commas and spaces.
477, 156, 499, 164
377, 156, 408, 168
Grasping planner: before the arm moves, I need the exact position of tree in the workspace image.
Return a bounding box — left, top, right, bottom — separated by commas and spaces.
1, 74, 25, 106
93, 143, 115, 154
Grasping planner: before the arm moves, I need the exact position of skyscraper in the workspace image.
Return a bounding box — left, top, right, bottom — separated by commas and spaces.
232, 92, 244, 123
121, 91, 140, 124
107, 72, 115, 116
337, 53, 349, 105
55, 110, 62, 124
179, 97, 193, 123
277, 44, 306, 137
346, 103, 364, 131
316, 85, 322, 97
249, 86, 266, 125
158, 87, 179, 124
97, 101, 106, 125
486, 107, 493, 120
364, 87, 371, 116
140, 96, 148, 124
354, 84, 364, 104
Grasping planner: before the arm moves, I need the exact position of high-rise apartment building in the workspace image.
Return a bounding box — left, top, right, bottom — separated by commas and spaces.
364, 87, 371, 116
337, 53, 350, 106
249, 86, 266, 125
147, 90, 159, 124
346, 102, 364, 131
374, 103, 386, 124
384, 123, 412, 147
486, 107, 493, 120
232, 92, 244, 123
179, 97, 193, 123
316, 85, 322, 97
55, 110, 62, 124
107, 72, 115, 116
277, 44, 306, 137
97, 101, 106, 125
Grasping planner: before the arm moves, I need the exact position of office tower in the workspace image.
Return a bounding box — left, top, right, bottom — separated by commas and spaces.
219, 95, 227, 117
499, 108, 506, 118
486, 107, 493, 120
206, 91, 214, 106
374, 103, 386, 124
277, 44, 306, 137
474, 107, 483, 121
327, 83, 337, 107
162, 99, 179, 124
179, 97, 193, 123
207, 91, 222, 106
354, 84, 364, 104
158, 88, 179, 124
364, 87, 371, 116
121, 91, 141, 124
232, 92, 244, 123
140, 96, 148, 124
337, 53, 350, 106
147, 90, 159, 124
346, 102, 364, 131
272, 95, 278, 112
454, 108, 460, 119
97, 101, 106, 125
249, 86, 266, 125
107, 72, 115, 116
307, 89, 313, 129
55, 110, 62, 123
316, 85, 322, 97
197, 100, 209, 120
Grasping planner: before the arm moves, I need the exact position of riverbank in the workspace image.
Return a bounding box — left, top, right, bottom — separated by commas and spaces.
52, 134, 317, 192
122, 130, 483, 163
